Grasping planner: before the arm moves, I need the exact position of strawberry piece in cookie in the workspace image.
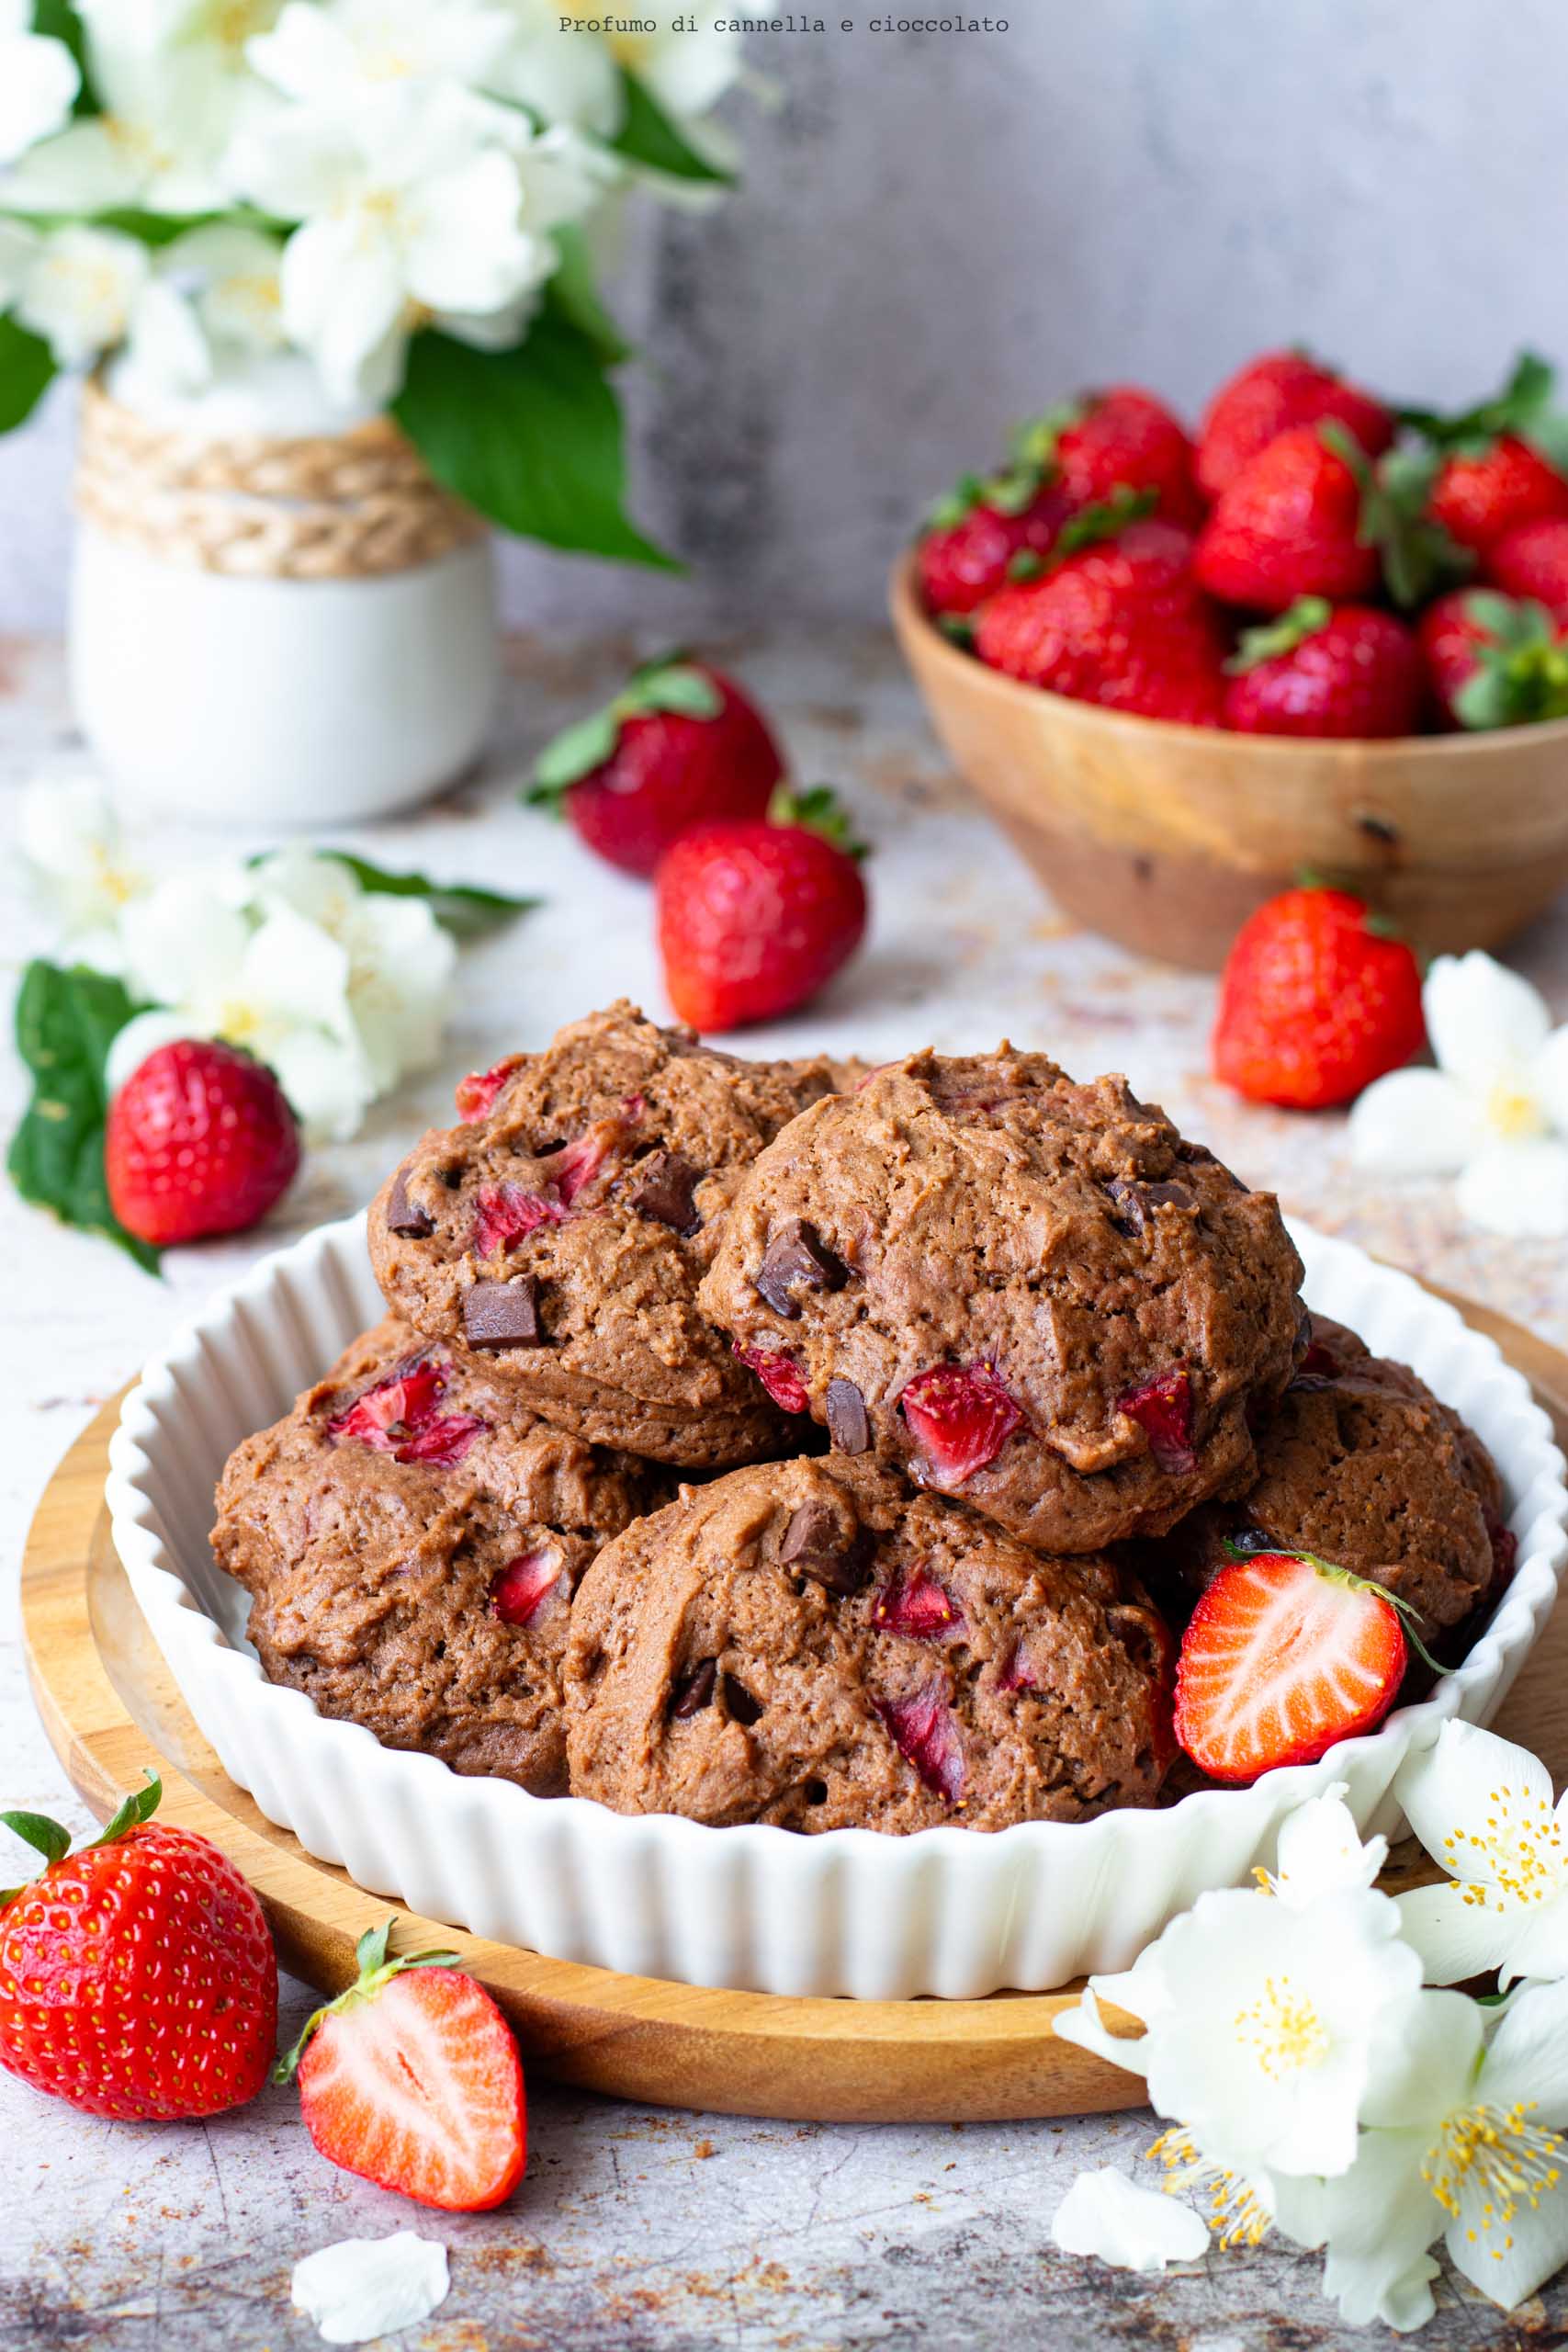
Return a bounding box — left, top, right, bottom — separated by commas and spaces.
900, 1363, 1023, 1486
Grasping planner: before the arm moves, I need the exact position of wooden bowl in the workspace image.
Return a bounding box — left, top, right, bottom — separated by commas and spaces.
890, 550, 1568, 970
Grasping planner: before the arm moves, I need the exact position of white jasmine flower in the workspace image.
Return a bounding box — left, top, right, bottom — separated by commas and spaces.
489, 0, 745, 143
159, 221, 287, 356
1349, 951, 1568, 1238
1049, 2168, 1209, 2274
291, 2231, 448, 2345
229, 81, 594, 403
251, 846, 456, 1093
1054, 1882, 1425, 2182
112, 872, 376, 1140
14, 225, 152, 369
0, 215, 39, 305
18, 773, 144, 967
3, 34, 253, 215
1282, 1979, 1568, 2329
1393, 1720, 1568, 1988
1258, 1784, 1389, 1907
0, 0, 80, 167
249, 0, 516, 104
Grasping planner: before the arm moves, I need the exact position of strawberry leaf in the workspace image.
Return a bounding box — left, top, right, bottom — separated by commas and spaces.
7, 959, 159, 1274
924, 470, 988, 532
1006, 548, 1046, 582
1325, 425, 1473, 610
1224, 595, 1334, 675
91, 1770, 162, 1848
629, 662, 723, 721
1010, 398, 1087, 473
768, 783, 868, 859
0, 1811, 72, 1868
1398, 350, 1558, 456
527, 657, 721, 800
529, 709, 621, 797
936, 612, 976, 647
1052, 484, 1157, 560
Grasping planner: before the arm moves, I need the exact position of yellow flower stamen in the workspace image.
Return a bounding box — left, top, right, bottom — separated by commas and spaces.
1441, 1783, 1564, 1911
1485, 1080, 1548, 1142
1422, 2100, 1564, 2257
1149, 2128, 1270, 2251
1233, 1975, 1330, 2078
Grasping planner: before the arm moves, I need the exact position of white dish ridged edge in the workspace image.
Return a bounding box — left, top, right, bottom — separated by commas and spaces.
104, 1210, 1568, 2001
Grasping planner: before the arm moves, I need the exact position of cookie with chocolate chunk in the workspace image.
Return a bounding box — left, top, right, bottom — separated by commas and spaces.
368, 1001, 849, 1465
212, 1317, 669, 1794
1145, 1314, 1508, 1634
563, 1455, 1174, 1833
698, 1046, 1305, 1552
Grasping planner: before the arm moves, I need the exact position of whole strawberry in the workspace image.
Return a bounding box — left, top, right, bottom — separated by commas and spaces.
1196, 348, 1393, 500
974, 519, 1227, 724
1221, 597, 1425, 739
1018, 386, 1202, 526
1407, 353, 1568, 555
277, 1921, 525, 2212
527, 655, 783, 877
1418, 588, 1568, 729
917, 467, 1071, 619
656, 786, 868, 1032
0, 1773, 276, 2120
1194, 424, 1381, 612
105, 1038, 299, 1247
1485, 516, 1568, 622
1212, 887, 1426, 1110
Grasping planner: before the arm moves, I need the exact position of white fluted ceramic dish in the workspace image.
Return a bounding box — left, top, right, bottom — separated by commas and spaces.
106, 1212, 1568, 2000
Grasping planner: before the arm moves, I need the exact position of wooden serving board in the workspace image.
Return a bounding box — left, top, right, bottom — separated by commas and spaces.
20, 1288, 1568, 2126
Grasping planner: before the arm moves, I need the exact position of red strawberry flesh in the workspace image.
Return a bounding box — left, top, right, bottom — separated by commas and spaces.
732, 1342, 809, 1414
473, 1182, 567, 1256
899, 1363, 1023, 1485
328, 1357, 485, 1469
1173, 1549, 1406, 1783
395, 1413, 486, 1468
1117, 1367, 1197, 1474
491, 1551, 563, 1627
874, 1682, 965, 1802
871, 1566, 964, 1641
456, 1057, 523, 1122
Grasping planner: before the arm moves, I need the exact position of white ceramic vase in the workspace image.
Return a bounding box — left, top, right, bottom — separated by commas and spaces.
69, 356, 501, 831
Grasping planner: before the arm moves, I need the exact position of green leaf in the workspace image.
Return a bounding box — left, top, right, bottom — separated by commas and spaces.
320, 852, 538, 942
393, 319, 678, 571
31, 0, 96, 113
527, 657, 720, 799
1010, 399, 1086, 473
528, 709, 621, 798
1224, 596, 1334, 675
1053, 484, 1157, 560
7, 960, 159, 1273
91, 1770, 162, 1849
1451, 595, 1568, 730
1398, 350, 1558, 455
0, 1811, 72, 1868
769, 784, 869, 861
545, 224, 633, 368
0, 317, 56, 434
1327, 426, 1473, 611
1007, 548, 1045, 582
610, 67, 735, 186
935, 611, 976, 648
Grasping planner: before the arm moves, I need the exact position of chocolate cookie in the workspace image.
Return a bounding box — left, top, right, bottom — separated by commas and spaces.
1145, 1314, 1508, 1634
212, 1317, 669, 1794
697, 1047, 1305, 1553
563, 1456, 1174, 1833
368, 1003, 849, 1466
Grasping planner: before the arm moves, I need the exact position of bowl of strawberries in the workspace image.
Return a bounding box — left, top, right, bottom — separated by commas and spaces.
891, 351, 1568, 969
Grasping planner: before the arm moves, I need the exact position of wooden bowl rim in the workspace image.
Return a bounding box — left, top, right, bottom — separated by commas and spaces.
888, 548, 1568, 763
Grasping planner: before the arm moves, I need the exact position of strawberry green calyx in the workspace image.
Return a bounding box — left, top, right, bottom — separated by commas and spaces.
1323, 424, 1472, 610
1225, 596, 1334, 674
1399, 350, 1562, 462
769, 784, 869, 861
528, 652, 724, 801
1006, 548, 1046, 583
1453, 592, 1568, 729
0, 1770, 162, 1905
1220, 1537, 1443, 1672
924, 453, 1045, 534
935, 612, 976, 647
1051, 484, 1157, 560
273, 1918, 463, 2086
1010, 398, 1089, 475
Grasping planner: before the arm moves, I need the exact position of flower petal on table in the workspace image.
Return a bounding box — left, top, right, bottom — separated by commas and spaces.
1425, 951, 1551, 1088
1049, 2168, 1208, 2273
1347, 1068, 1483, 1177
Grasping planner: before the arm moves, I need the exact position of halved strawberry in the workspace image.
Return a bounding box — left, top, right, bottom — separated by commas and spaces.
732, 1342, 809, 1414
1116, 1367, 1197, 1475
874, 1680, 965, 1802
1173, 1549, 1413, 1783
899, 1363, 1023, 1485
490, 1551, 563, 1626
276, 1922, 525, 2213
871, 1566, 964, 1641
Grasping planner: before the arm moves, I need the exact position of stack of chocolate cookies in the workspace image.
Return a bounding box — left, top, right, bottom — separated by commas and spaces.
213, 1002, 1509, 1834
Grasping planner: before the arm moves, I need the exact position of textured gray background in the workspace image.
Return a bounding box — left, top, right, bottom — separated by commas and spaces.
3, 0, 1566, 628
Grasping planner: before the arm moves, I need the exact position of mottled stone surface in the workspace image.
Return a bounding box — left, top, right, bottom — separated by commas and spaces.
6, 5, 1568, 634
3, 629, 1566, 2348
